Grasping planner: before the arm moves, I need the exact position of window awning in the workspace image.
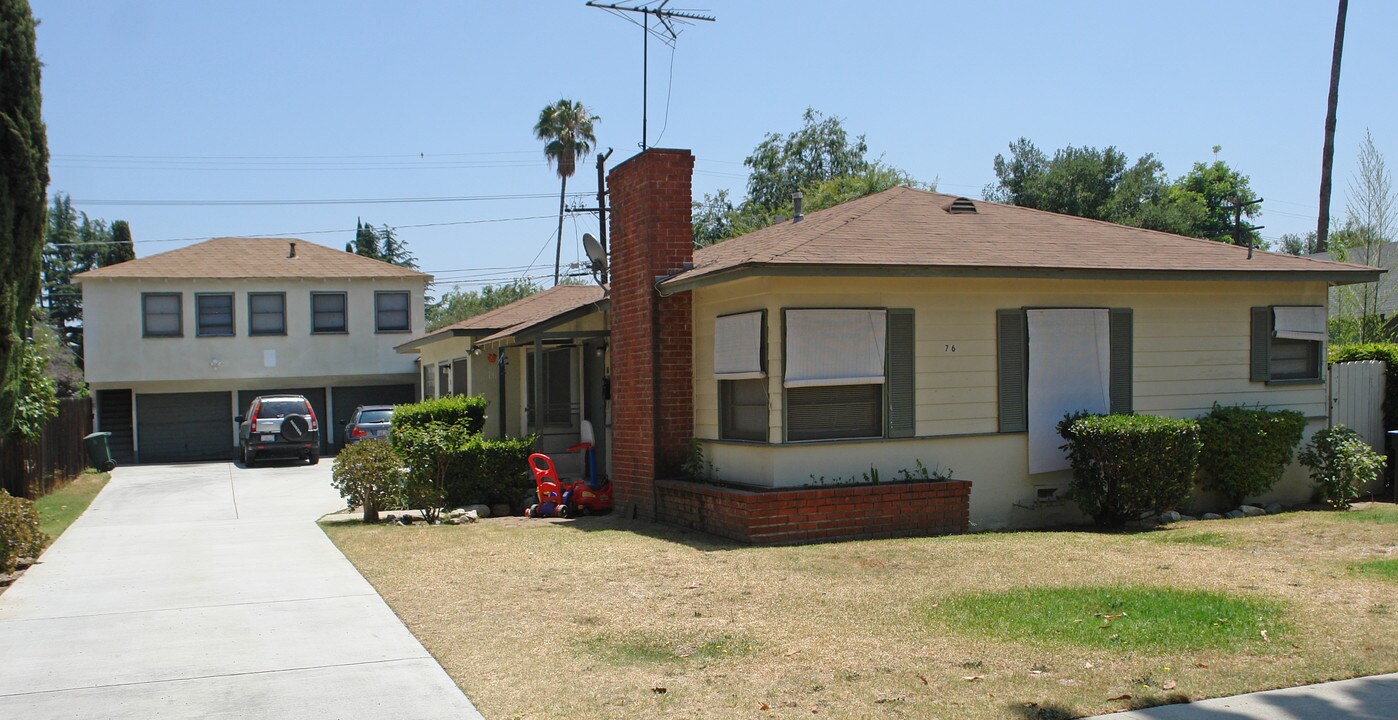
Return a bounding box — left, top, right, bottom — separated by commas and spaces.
714, 311, 765, 379
1273, 306, 1326, 342
784, 309, 887, 388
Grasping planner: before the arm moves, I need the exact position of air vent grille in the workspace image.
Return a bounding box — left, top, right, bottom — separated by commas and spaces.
946, 197, 977, 214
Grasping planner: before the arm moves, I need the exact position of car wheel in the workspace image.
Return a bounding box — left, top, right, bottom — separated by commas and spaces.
307, 452, 319, 466
244, 447, 256, 467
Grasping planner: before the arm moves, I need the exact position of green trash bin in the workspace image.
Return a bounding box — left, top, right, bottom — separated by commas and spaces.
84, 432, 117, 471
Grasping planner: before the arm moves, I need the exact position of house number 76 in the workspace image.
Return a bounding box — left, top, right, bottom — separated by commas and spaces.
944, 344, 956, 353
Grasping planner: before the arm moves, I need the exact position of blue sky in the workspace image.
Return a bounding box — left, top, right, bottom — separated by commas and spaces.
32, 1, 1398, 292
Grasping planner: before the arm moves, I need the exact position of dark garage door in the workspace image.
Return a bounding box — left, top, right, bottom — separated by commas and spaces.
237, 388, 328, 453
136, 392, 234, 463
331, 384, 415, 447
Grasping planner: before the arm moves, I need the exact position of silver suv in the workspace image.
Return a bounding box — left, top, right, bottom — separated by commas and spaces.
236, 395, 320, 466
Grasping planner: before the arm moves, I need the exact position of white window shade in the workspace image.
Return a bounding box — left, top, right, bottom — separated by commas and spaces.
1027, 309, 1111, 474
1273, 306, 1326, 342
714, 311, 765, 379
784, 309, 887, 388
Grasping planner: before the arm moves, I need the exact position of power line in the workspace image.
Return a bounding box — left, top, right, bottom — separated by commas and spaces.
46, 214, 558, 247
68, 191, 586, 208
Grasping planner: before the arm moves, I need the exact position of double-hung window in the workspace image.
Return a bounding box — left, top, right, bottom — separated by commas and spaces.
375, 291, 410, 333
248, 292, 285, 336
781, 308, 916, 442
196, 293, 234, 337
714, 311, 768, 441
1252, 306, 1324, 383
142, 293, 182, 338
311, 292, 348, 334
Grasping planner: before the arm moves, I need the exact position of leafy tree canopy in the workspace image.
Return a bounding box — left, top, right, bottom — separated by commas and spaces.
695, 109, 929, 247
345, 219, 418, 269
40, 193, 132, 363
427, 278, 542, 331
985, 139, 1261, 246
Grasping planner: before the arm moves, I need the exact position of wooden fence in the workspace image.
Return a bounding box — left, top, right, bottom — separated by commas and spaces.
0, 397, 93, 499
1330, 360, 1386, 451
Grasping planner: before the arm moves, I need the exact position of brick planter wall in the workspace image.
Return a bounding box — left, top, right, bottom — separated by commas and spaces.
656, 478, 972, 544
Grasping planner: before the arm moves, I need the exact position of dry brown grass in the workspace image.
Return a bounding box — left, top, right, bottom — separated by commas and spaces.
324, 504, 1398, 719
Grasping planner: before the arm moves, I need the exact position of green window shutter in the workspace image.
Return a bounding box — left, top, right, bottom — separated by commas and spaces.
997, 309, 1027, 433
1109, 308, 1133, 415
1250, 307, 1272, 382
887, 309, 915, 438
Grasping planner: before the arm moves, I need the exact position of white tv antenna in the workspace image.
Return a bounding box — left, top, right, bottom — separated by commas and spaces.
582, 232, 608, 285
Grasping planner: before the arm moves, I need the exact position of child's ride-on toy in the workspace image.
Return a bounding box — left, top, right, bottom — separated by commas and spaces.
523, 421, 613, 518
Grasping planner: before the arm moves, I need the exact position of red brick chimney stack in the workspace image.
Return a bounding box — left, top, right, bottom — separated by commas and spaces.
606, 149, 696, 519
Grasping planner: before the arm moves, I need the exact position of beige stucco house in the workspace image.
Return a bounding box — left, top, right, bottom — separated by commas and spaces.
75, 238, 430, 463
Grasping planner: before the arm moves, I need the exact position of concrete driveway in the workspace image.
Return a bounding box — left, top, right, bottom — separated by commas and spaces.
0, 461, 483, 719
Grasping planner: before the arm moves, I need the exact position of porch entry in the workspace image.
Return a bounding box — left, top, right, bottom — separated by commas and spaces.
524, 341, 609, 479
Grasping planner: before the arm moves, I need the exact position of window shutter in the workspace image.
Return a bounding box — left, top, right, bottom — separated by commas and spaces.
997, 309, 1027, 433
1109, 308, 1133, 415
1250, 307, 1271, 382
887, 309, 915, 438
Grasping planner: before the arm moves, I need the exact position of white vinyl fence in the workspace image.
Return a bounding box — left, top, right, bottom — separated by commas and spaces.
1330, 360, 1387, 450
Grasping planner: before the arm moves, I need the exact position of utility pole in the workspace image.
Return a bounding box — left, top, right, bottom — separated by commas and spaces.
596, 148, 613, 283
1229, 198, 1266, 259
1316, 0, 1348, 253
586, 1, 715, 150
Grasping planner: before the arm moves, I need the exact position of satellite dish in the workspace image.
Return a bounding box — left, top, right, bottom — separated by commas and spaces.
582, 232, 608, 278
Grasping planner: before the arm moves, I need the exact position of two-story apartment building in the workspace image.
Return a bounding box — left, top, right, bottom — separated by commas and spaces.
75, 237, 430, 464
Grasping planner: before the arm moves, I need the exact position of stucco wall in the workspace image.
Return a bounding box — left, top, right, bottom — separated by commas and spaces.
83, 277, 426, 385
691, 275, 1330, 529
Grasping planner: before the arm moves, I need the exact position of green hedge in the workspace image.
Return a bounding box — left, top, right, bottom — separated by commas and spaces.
445, 435, 536, 507
1330, 343, 1398, 432
391, 395, 487, 436
1059, 413, 1201, 526
1196, 403, 1307, 505
0, 490, 44, 573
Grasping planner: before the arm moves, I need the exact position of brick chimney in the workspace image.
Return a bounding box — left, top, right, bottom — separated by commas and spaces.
606, 149, 695, 519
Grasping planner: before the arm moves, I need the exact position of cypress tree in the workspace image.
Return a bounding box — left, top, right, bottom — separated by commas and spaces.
0, 0, 49, 434
105, 220, 135, 265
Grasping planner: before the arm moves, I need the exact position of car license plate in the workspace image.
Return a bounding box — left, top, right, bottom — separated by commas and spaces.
260, 434, 275, 442
373, 429, 387, 437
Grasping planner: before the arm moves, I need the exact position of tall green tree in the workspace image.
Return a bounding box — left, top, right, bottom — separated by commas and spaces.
0, 0, 50, 435
426, 278, 542, 331
104, 219, 135, 265
986, 139, 1261, 246
347, 218, 382, 259
1329, 130, 1395, 343
41, 193, 109, 359
345, 219, 417, 269
694, 109, 927, 247
533, 99, 598, 286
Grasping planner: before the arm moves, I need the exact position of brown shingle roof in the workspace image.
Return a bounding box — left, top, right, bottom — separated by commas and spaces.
662, 187, 1381, 290
397, 284, 606, 351
74, 237, 431, 281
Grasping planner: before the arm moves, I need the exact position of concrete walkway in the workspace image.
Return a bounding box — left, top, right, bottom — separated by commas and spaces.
0, 461, 483, 719
1085, 673, 1398, 719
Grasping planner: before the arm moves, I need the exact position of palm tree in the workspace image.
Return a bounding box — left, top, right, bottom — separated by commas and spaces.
1316, 0, 1348, 252
534, 100, 599, 285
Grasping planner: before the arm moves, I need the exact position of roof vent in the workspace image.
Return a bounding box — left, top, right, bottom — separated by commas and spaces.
945, 197, 977, 214
288, 241, 297, 258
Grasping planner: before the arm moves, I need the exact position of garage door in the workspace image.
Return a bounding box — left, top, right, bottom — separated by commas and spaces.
331, 384, 415, 448
237, 388, 328, 453
135, 392, 234, 463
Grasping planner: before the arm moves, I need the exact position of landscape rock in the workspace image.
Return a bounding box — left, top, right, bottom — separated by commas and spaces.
442, 517, 459, 525
1239, 505, 1266, 517
490, 503, 511, 518
1225, 510, 1245, 519
1264, 502, 1283, 515
399, 515, 415, 525
384, 514, 397, 522
463, 509, 480, 523
448, 508, 466, 519
1139, 510, 1157, 520
1178, 515, 1197, 522
1201, 513, 1223, 520
465, 504, 491, 518
1158, 510, 1182, 524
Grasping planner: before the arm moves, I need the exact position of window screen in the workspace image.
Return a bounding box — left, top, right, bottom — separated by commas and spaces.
143, 294, 181, 337
249, 293, 285, 335
312, 292, 347, 333
720, 378, 768, 441
1270, 337, 1320, 381
787, 384, 883, 441
196, 294, 234, 336
376, 291, 410, 332
543, 348, 573, 426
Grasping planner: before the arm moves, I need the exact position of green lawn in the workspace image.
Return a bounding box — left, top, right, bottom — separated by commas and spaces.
1351, 559, 1398, 583
34, 471, 108, 543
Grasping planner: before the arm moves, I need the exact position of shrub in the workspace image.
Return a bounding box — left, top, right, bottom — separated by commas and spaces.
391, 421, 472, 523
331, 438, 403, 522
1196, 403, 1307, 505
445, 434, 535, 507
0, 490, 44, 573
1059, 413, 1201, 526
1330, 343, 1398, 432
1298, 425, 1387, 510
391, 395, 487, 436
